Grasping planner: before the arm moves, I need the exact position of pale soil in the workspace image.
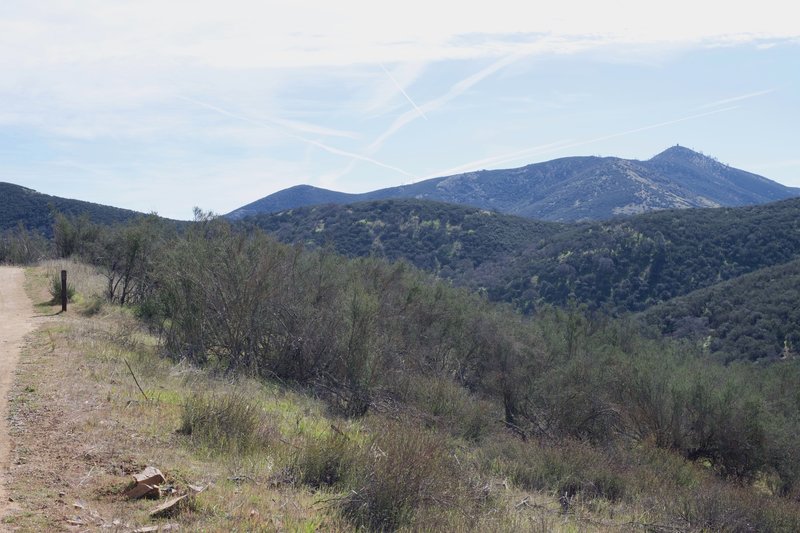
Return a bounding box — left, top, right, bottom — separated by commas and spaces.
0, 268, 37, 520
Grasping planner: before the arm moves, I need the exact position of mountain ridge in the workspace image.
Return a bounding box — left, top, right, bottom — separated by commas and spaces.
0, 181, 145, 236
227, 146, 799, 221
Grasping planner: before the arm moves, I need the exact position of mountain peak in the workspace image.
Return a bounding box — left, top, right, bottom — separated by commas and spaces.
227, 147, 799, 222
650, 145, 707, 161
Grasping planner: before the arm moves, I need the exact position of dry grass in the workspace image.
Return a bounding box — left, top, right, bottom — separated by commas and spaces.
10, 262, 793, 532
4, 265, 350, 531
40, 259, 106, 303
2, 265, 599, 532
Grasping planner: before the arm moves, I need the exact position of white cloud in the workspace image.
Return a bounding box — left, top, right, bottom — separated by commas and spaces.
3, 2, 797, 71
367, 52, 526, 153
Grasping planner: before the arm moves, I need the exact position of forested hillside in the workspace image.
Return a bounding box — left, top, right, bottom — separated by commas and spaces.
247, 197, 800, 317
641, 258, 800, 363
245, 199, 565, 275
4, 203, 800, 531
0, 182, 142, 235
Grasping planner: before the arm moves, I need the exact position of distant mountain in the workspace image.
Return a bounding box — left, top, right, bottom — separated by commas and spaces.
230, 185, 363, 219
227, 146, 799, 221
0, 182, 142, 236
245, 196, 800, 318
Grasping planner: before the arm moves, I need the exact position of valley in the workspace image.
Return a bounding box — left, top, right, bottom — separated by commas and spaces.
1, 146, 800, 530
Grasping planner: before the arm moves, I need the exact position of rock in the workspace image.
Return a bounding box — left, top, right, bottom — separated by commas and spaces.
133, 467, 165, 486
124, 467, 166, 500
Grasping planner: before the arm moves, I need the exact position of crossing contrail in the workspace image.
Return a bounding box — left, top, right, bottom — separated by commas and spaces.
177, 95, 414, 178
380, 63, 428, 120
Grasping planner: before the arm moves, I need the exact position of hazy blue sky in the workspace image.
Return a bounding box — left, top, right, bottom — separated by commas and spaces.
1, 1, 798, 219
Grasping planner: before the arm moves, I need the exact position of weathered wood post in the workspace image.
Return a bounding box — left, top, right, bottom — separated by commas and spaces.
61, 270, 68, 312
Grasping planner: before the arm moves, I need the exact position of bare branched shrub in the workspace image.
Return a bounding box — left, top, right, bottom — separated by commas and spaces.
676, 481, 800, 532
393, 374, 497, 441
0, 224, 50, 264
341, 424, 469, 531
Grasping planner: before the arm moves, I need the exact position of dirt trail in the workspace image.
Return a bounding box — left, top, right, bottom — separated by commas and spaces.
0, 267, 36, 517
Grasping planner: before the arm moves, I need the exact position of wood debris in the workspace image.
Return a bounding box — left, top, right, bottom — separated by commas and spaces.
148, 494, 190, 518
132, 525, 179, 532
149, 485, 205, 519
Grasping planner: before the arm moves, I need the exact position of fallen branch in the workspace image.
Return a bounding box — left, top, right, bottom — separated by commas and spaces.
125, 359, 149, 402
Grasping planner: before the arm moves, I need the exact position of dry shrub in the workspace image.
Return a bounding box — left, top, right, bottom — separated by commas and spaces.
485, 435, 626, 504
80, 295, 105, 316
180, 390, 274, 454
48, 272, 75, 304
341, 423, 471, 531
394, 374, 498, 441
616, 443, 702, 508
677, 481, 800, 532
294, 433, 363, 489
41, 258, 105, 301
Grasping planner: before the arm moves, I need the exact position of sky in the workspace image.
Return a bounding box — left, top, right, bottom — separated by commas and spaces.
1, 1, 798, 219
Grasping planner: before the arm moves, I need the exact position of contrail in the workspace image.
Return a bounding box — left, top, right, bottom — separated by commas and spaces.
369, 53, 522, 153
418, 140, 575, 180
423, 105, 741, 179
380, 63, 427, 120
177, 95, 413, 178
696, 88, 775, 110
173, 86, 359, 138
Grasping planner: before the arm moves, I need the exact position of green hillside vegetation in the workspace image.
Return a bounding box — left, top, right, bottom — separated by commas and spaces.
247, 198, 800, 322
0, 182, 143, 236
11, 195, 800, 367
640, 258, 800, 363
496, 197, 800, 313
245, 199, 564, 277
15, 210, 800, 530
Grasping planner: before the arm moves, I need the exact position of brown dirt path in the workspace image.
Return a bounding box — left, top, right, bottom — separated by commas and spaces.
0, 267, 36, 519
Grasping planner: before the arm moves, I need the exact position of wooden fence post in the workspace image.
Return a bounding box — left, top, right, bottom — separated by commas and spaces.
61, 270, 68, 312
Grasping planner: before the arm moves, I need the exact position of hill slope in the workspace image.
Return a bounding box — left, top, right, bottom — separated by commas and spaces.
640, 258, 800, 362
246, 197, 800, 316
0, 182, 141, 236
228, 146, 799, 221
245, 199, 565, 276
